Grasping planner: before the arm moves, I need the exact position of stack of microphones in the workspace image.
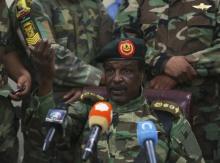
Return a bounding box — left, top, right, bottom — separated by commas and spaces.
42, 101, 113, 161
42, 101, 158, 163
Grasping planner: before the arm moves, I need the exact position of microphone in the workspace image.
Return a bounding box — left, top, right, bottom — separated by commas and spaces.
42, 108, 67, 152
82, 101, 113, 161
137, 121, 158, 163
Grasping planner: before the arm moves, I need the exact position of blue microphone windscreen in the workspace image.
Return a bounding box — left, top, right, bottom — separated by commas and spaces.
137, 121, 158, 148
45, 109, 67, 124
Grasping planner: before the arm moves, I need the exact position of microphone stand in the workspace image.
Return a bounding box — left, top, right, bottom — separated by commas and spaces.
82, 125, 101, 161
145, 140, 157, 163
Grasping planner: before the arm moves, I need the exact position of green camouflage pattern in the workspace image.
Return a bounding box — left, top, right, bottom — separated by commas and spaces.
8, 1, 113, 162
22, 91, 85, 163
26, 92, 204, 163
96, 96, 203, 163
9, 0, 113, 89
0, 2, 9, 89
0, 2, 19, 163
115, 0, 220, 162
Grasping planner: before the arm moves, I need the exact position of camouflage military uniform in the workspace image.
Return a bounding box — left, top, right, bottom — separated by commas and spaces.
115, 0, 220, 162
8, 0, 113, 162
9, 0, 113, 89
27, 91, 204, 163
0, 2, 19, 163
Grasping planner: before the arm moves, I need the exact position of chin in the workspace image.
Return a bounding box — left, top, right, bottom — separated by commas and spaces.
111, 96, 127, 105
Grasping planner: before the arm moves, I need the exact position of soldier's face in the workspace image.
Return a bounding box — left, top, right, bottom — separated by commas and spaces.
104, 60, 144, 105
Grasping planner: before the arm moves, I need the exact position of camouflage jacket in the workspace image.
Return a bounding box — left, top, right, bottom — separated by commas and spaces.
0, 2, 11, 93
116, 0, 220, 78
9, 0, 113, 89
0, 2, 18, 156
26, 92, 204, 163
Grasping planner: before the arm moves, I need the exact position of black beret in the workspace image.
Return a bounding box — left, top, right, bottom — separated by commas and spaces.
97, 37, 147, 62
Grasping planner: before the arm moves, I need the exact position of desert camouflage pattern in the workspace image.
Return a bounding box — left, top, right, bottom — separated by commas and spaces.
26, 92, 204, 163
115, 0, 220, 162
0, 2, 18, 163
9, 0, 113, 89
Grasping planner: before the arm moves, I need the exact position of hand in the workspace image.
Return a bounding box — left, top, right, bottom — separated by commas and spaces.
150, 74, 177, 90
9, 71, 31, 101
164, 56, 197, 82
63, 88, 83, 104
29, 39, 55, 82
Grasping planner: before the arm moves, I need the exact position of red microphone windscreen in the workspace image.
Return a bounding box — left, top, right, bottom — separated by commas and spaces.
88, 102, 113, 133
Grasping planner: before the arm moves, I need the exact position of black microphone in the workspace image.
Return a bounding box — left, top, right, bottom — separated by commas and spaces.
82, 101, 113, 161
137, 121, 158, 163
42, 108, 67, 152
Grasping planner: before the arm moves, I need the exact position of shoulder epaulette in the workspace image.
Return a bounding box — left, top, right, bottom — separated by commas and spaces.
151, 100, 181, 118
80, 92, 105, 104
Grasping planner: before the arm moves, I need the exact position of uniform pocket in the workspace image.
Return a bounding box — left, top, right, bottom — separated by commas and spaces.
187, 13, 216, 44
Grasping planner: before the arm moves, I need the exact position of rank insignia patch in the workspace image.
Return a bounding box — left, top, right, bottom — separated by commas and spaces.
23, 20, 41, 46
118, 40, 136, 58
193, 3, 211, 11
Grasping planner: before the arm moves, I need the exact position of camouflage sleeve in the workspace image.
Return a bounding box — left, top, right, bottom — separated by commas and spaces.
140, 1, 220, 77
185, 3, 220, 77
66, 101, 90, 141
143, 117, 195, 163
139, 1, 171, 75
150, 101, 204, 162
114, 0, 141, 35
154, 123, 170, 163
28, 0, 102, 87
0, 2, 9, 52
168, 115, 204, 162
97, 1, 113, 47
29, 91, 56, 122
30, 90, 89, 139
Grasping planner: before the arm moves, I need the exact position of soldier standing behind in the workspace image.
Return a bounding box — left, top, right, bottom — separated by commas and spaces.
9, 0, 113, 102
8, 0, 113, 162
115, 0, 220, 162
0, 0, 31, 163
141, 0, 220, 163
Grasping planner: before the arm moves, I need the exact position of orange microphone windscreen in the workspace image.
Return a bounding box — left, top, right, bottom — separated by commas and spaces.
88, 101, 113, 133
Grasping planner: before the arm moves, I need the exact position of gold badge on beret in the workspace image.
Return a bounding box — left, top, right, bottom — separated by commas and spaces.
118, 40, 136, 58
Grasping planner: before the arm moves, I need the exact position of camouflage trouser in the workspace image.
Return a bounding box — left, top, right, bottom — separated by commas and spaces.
184, 79, 220, 163
0, 96, 19, 163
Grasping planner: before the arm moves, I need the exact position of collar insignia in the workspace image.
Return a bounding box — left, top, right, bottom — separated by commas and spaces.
193, 3, 211, 10
118, 40, 135, 58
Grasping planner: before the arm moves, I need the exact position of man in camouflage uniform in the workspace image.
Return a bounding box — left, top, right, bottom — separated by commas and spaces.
0, 1, 32, 163
8, 0, 113, 162
27, 37, 204, 163
114, 0, 220, 162
9, 0, 113, 102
